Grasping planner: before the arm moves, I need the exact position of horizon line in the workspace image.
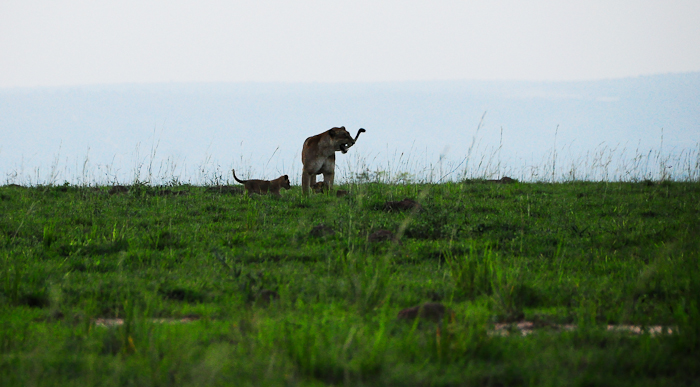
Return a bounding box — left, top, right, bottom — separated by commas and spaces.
2, 71, 699, 91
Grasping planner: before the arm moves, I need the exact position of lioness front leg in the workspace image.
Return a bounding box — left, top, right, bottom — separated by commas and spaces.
302, 172, 313, 195
322, 172, 334, 191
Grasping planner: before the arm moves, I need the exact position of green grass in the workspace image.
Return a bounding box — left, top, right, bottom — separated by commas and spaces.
1, 180, 699, 386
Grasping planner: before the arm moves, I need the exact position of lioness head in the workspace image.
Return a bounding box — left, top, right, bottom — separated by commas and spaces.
328, 126, 356, 154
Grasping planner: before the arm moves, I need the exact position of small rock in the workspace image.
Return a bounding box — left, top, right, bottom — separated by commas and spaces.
50, 309, 65, 321
310, 224, 335, 238
486, 176, 516, 184
155, 189, 187, 196
108, 185, 129, 195
427, 291, 443, 302
205, 185, 244, 195
257, 289, 280, 303
384, 198, 422, 212
368, 229, 395, 243
397, 302, 450, 321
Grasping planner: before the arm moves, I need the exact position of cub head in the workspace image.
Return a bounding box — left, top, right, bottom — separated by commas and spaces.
281, 175, 291, 190
312, 181, 327, 193
327, 126, 356, 154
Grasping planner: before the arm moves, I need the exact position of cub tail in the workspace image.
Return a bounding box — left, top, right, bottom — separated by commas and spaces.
232, 169, 247, 184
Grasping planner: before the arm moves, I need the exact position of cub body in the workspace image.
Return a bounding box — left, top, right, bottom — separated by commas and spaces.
232, 169, 291, 197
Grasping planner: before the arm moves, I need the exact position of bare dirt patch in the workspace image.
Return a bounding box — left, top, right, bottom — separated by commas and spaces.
93, 315, 673, 337
94, 316, 200, 327
490, 321, 674, 336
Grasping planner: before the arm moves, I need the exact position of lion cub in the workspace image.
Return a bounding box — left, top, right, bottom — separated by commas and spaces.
312, 181, 328, 193
232, 169, 291, 197
312, 181, 349, 197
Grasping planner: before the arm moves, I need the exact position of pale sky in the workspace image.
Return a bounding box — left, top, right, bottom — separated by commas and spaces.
2, 0, 700, 88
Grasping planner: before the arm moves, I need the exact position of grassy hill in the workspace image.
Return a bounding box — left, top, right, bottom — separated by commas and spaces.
1, 179, 699, 386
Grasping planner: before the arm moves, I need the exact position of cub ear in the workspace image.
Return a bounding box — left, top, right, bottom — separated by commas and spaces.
328, 129, 336, 138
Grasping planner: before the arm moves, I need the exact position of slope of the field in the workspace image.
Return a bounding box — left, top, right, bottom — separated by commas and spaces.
1, 180, 698, 385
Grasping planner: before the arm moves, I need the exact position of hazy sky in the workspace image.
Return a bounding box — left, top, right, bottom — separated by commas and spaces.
2, 0, 700, 88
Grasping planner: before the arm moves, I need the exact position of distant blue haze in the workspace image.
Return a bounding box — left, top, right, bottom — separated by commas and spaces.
1, 73, 698, 184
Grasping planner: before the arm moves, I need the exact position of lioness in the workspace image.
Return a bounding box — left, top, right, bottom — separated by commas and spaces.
232, 169, 291, 197
301, 127, 365, 195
